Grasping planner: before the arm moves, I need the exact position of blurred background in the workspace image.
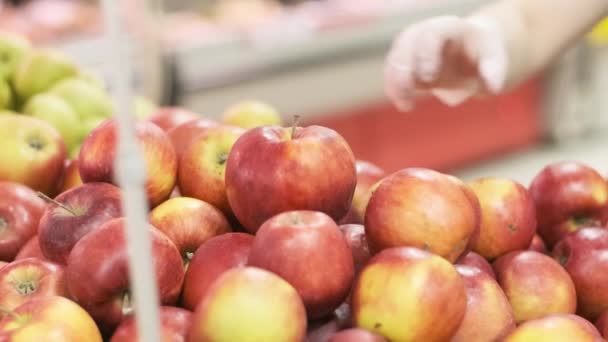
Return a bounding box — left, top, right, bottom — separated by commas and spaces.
3, 0, 608, 184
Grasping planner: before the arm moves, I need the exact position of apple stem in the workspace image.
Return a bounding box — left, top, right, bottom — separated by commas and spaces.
37, 192, 78, 216
0, 306, 19, 320
291, 115, 301, 139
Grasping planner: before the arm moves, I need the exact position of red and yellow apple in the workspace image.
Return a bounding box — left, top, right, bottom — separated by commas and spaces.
340, 160, 386, 224
221, 100, 282, 128
166, 118, 218, 160
147, 107, 199, 132
110, 306, 191, 342
58, 159, 83, 194
456, 251, 496, 279
339, 224, 371, 273
503, 314, 602, 342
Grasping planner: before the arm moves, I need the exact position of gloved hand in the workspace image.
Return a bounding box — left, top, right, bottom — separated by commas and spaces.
384, 15, 508, 110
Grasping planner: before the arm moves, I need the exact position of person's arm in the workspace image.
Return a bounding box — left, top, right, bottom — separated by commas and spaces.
384, 0, 608, 110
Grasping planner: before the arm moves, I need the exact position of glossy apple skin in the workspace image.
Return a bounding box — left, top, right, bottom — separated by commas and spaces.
553, 227, 608, 320
456, 251, 496, 279
0, 296, 103, 342
178, 126, 245, 216
493, 250, 576, 323
0, 114, 67, 195
110, 306, 192, 342
529, 233, 548, 254
148, 196, 231, 260
248, 211, 354, 319
529, 161, 608, 247
468, 178, 537, 259
451, 265, 515, 342
352, 247, 467, 341
147, 107, 199, 132
0, 258, 67, 314
0, 182, 46, 262
58, 159, 83, 194
328, 328, 387, 342
182, 232, 253, 311
66, 218, 185, 333
340, 160, 386, 224
447, 174, 482, 252
595, 311, 608, 339
166, 118, 219, 160
187, 267, 306, 342
78, 119, 177, 208
225, 125, 357, 233
15, 236, 50, 262
503, 314, 602, 342
339, 224, 371, 273
38, 182, 123, 264
365, 168, 477, 262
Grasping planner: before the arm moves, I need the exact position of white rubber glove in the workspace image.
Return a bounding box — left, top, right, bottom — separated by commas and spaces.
384, 15, 508, 110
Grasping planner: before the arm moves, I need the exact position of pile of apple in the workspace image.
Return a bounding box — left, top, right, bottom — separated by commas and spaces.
2, 93, 608, 342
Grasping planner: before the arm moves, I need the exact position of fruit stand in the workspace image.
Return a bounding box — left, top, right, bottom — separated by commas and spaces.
2, 1, 608, 342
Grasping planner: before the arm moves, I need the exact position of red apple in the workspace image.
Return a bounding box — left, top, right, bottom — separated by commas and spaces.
365, 168, 477, 262
166, 118, 219, 160
468, 177, 536, 259
182, 232, 254, 311
0, 262, 6, 269
0, 114, 67, 195
148, 196, 232, 262
248, 210, 354, 319
503, 314, 602, 342
225, 125, 357, 233
147, 107, 199, 132
596, 310, 608, 339
542, 217, 602, 250
0, 182, 46, 261
15, 236, 50, 262
529, 233, 548, 254
110, 306, 191, 342
351, 247, 467, 341
78, 119, 177, 208
328, 328, 387, 342
553, 227, 608, 320
0, 296, 103, 342
38, 182, 123, 264
178, 126, 245, 216
58, 159, 83, 194
340, 160, 386, 224
0, 258, 67, 316
339, 224, 371, 273
493, 250, 576, 322
451, 265, 515, 342
187, 267, 307, 342
65, 218, 185, 332
456, 251, 496, 278
529, 161, 608, 248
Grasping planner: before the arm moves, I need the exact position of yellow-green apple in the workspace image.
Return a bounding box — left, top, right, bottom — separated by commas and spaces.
0, 78, 13, 110
456, 251, 496, 278
0, 182, 46, 261
15, 236, 50, 262
248, 210, 354, 319
468, 178, 536, 259
13, 49, 78, 100
110, 306, 191, 342
0, 258, 67, 315
166, 118, 219, 160
226, 125, 357, 233
78, 119, 177, 207
364, 168, 477, 262
221, 100, 282, 128
38, 182, 122, 264
147, 107, 199, 132
178, 126, 245, 216
327, 329, 386, 342
0, 114, 66, 194
0, 32, 31, 80
186, 266, 306, 342
494, 250, 576, 322
529, 233, 548, 254
338, 224, 370, 274
23, 93, 80, 151
49, 78, 113, 121
340, 160, 386, 224
351, 247, 466, 341
529, 161, 608, 248
553, 227, 608, 320
0, 296, 103, 342
451, 265, 515, 342
503, 314, 602, 342
66, 218, 185, 333
596, 311, 608, 339
148, 196, 232, 263
133, 95, 159, 119
182, 232, 254, 311
58, 159, 83, 194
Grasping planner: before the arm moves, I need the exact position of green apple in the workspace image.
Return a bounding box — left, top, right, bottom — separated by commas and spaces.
134, 95, 159, 119
23, 93, 80, 151
49, 78, 113, 121
13, 49, 78, 100
76, 70, 105, 90
0, 78, 13, 110
0, 33, 31, 80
